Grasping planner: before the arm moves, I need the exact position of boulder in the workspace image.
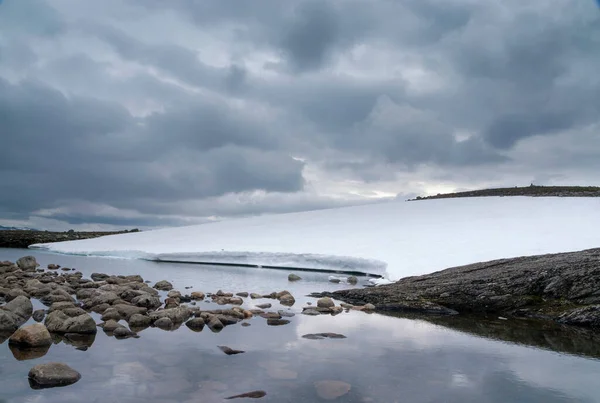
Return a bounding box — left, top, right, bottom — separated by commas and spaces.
206, 316, 224, 332
17, 256, 38, 271
47, 264, 60, 270
167, 290, 182, 299
131, 294, 161, 309
32, 309, 46, 322
279, 294, 296, 306
9, 324, 52, 347
317, 297, 335, 309
91, 273, 109, 281
185, 318, 205, 331
81, 291, 120, 309
28, 363, 81, 389
236, 292, 249, 298
0, 295, 33, 331
154, 317, 174, 330
100, 319, 125, 333
113, 327, 138, 339
101, 308, 122, 321
128, 313, 152, 328
153, 280, 173, 291
45, 310, 97, 334
164, 297, 179, 309
149, 306, 191, 324
190, 291, 205, 300
112, 304, 147, 320
288, 273, 302, 281
256, 303, 272, 309
5, 288, 29, 302
216, 314, 239, 326
347, 276, 358, 285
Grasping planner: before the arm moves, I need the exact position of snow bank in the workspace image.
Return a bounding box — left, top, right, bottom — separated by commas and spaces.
31, 197, 600, 280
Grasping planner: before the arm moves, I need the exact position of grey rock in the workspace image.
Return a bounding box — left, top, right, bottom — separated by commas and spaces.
100, 319, 125, 332
149, 306, 191, 324
131, 294, 161, 309
28, 362, 81, 389
0, 295, 33, 331
321, 248, 600, 326
185, 317, 205, 331
347, 276, 358, 284
288, 273, 302, 282
128, 313, 152, 328
206, 316, 224, 332
559, 306, 600, 327
45, 311, 97, 334
17, 256, 38, 271
113, 326, 139, 339
32, 309, 46, 322
153, 280, 173, 291
154, 317, 174, 330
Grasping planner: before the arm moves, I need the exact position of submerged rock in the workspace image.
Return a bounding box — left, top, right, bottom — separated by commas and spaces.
267, 319, 290, 326
302, 333, 347, 340
225, 390, 267, 399
28, 362, 81, 389
314, 380, 351, 400
288, 273, 302, 282
218, 345, 245, 355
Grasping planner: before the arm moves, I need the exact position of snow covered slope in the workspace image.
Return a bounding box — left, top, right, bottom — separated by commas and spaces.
31, 197, 600, 280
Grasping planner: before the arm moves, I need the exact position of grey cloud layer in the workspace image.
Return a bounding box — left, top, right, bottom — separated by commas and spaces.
1, 0, 599, 228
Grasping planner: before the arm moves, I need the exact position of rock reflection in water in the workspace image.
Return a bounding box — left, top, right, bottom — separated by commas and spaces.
383, 312, 600, 359
8, 344, 50, 361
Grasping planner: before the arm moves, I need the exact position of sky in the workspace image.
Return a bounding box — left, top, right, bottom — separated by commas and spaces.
0, 0, 599, 231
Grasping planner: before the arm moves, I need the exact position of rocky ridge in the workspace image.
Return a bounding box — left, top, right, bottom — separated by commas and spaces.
0, 229, 139, 249
315, 248, 600, 328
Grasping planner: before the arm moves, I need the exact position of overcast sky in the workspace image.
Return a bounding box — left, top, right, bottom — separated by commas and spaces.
1, 0, 599, 230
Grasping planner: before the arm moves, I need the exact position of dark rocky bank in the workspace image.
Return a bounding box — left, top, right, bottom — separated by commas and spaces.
409, 185, 600, 201
314, 248, 600, 329
0, 229, 139, 249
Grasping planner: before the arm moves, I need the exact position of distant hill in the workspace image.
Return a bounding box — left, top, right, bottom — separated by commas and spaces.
0, 225, 38, 231
409, 185, 600, 201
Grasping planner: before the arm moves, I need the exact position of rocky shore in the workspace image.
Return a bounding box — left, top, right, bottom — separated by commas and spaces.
0, 229, 139, 249
0, 255, 372, 389
314, 248, 600, 329
409, 185, 600, 201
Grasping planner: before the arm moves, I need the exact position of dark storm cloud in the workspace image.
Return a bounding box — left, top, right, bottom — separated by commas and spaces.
0, 0, 599, 229
0, 77, 304, 221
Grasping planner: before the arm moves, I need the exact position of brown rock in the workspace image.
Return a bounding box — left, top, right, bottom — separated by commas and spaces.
9, 324, 52, 347
317, 297, 335, 308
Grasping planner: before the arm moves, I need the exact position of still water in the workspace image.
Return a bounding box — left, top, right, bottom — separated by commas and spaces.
1, 248, 600, 403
